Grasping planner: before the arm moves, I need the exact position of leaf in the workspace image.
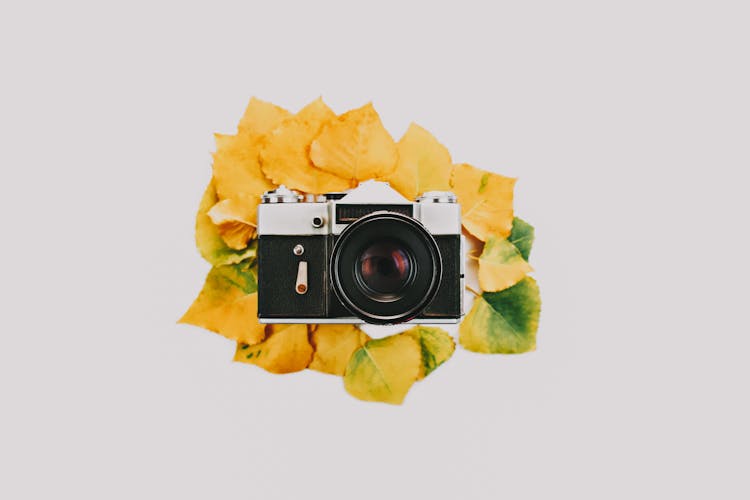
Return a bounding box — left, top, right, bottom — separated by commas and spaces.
450, 163, 516, 241
386, 123, 453, 200
195, 181, 257, 266
260, 98, 351, 194
179, 260, 265, 345
310, 103, 398, 183
400, 326, 455, 379
237, 97, 292, 137
309, 324, 371, 376
207, 196, 258, 250
212, 98, 289, 203
344, 334, 421, 405
477, 235, 533, 292
212, 132, 275, 204
459, 277, 541, 354
234, 324, 313, 374
509, 217, 535, 261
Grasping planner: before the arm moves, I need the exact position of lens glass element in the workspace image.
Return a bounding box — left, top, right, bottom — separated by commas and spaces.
356, 240, 413, 298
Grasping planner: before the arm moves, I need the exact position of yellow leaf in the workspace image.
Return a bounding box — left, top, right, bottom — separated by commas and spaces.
344, 334, 421, 405
194, 181, 257, 266
260, 98, 351, 194
310, 103, 398, 183
400, 326, 455, 380
450, 163, 516, 241
212, 97, 289, 203
309, 324, 371, 376
387, 123, 453, 200
207, 196, 257, 250
234, 324, 313, 374
237, 97, 292, 136
477, 234, 533, 292
179, 261, 265, 345
212, 133, 275, 203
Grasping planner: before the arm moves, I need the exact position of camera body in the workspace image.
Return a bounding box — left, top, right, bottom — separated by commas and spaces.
257, 181, 464, 325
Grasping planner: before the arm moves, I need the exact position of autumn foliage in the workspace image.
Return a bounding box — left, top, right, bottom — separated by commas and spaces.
180, 97, 540, 404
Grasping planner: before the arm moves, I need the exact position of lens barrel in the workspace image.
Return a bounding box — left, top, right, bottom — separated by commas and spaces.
331, 211, 442, 324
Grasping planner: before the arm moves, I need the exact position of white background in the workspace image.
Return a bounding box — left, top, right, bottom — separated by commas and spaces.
1, 1, 748, 498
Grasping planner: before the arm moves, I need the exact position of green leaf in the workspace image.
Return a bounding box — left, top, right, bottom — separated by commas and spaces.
459, 277, 541, 354
195, 181, 257, 266
508, 217, 535, 261
400, 326, 455, 379
219, 259, 258, 294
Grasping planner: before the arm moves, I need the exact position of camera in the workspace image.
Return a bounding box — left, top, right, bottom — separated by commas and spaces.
256, 181, 464, 325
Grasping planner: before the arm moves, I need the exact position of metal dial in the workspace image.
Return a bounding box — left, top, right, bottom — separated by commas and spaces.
415, 191, 457, 203
261, 185, 303, 204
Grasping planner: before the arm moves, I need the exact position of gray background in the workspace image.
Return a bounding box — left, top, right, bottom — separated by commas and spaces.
1, 1, 748, 498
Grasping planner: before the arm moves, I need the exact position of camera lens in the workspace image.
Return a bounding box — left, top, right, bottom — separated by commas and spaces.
331, 211, 442, 324
356, 240, 413, 299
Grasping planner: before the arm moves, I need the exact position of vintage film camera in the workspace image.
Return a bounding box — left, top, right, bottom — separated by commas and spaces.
256, 181, 464, 325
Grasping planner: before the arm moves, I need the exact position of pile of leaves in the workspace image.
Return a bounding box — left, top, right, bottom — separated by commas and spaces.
180, 98, 541, 404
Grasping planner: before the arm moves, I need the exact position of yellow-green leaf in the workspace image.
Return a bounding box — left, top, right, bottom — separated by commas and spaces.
400, 326, 455, 379
509, 217, 535, 261
344, 334, 421, 405
179, 260, 265, 345
195, 181, 257, 266
477, 235, 533, 292
450, 163, 516, 241
387, 123, 452, 200
310, 103, 398, 183
234, 324, 313, 374
309, 324, 371, 376
459, 277, 541, 354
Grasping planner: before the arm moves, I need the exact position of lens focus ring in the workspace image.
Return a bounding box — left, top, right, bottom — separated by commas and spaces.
330, 211, 442, 324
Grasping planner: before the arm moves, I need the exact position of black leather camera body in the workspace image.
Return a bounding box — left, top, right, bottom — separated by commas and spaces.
256, 181, 464, 325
